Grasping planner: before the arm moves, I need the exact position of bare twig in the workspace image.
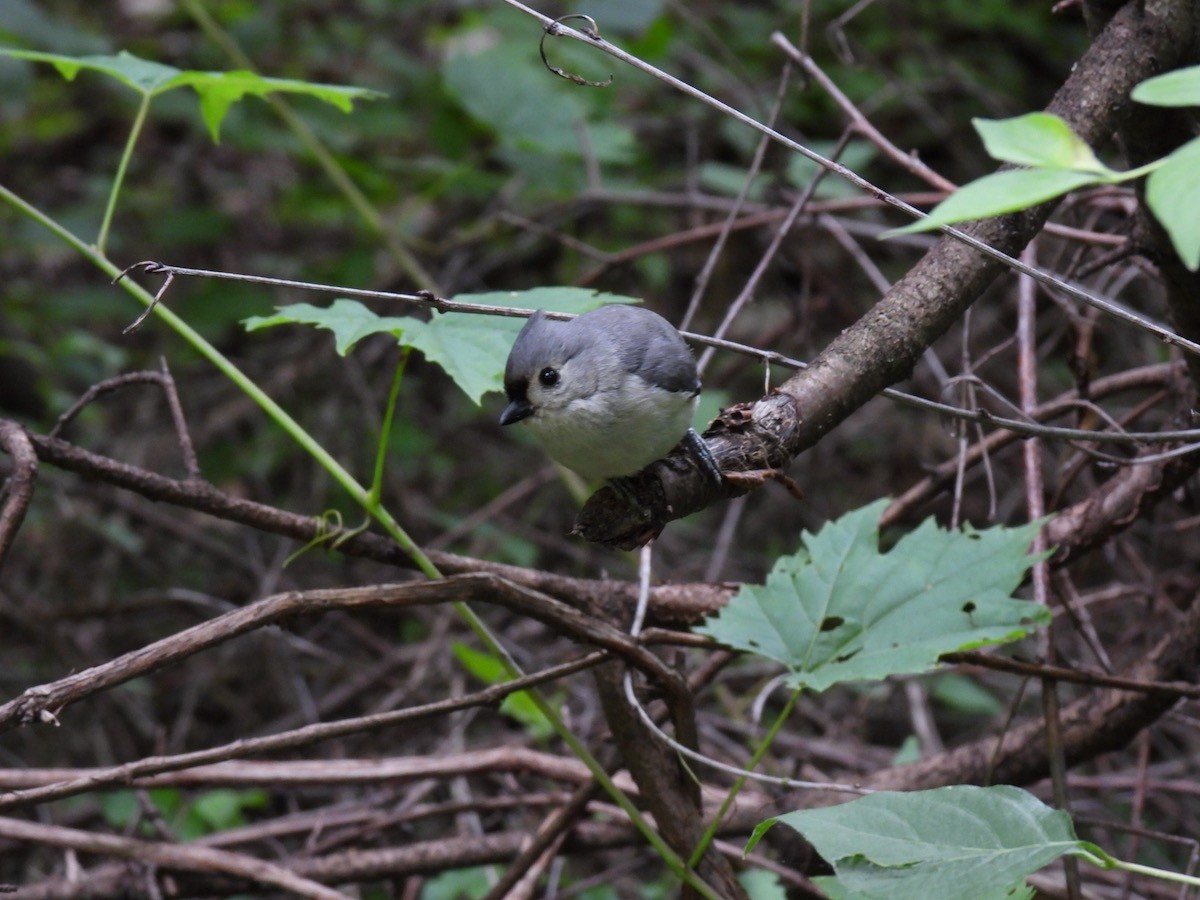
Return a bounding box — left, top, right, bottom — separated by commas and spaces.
0, 421, 37, 573
0, 816, 347, 900
0, 574, 683, 735
0, 654, 607, 810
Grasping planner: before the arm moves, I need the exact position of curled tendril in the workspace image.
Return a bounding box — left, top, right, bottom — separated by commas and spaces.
540, 14, 613, 88
114, 260, 175, 334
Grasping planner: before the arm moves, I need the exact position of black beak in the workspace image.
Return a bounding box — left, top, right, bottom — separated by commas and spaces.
500, 398, 534, 426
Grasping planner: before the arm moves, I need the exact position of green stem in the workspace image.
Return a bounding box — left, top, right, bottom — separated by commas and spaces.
370, 349, 409, 504
689, 687, 800, 869
97, 91, 151, 254
1106, 858, 1200, 888
3, 179, 720, 896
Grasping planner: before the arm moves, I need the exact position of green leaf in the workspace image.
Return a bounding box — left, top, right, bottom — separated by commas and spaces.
694, 500, 1050, 692
890, 735, 921, 766
753, 786, 1100, 900
244, 299, 409, 355
453, 642, 557, 741
399, 312, 523, 406
452, 641, 506, 683
100, 790, 140, 829
928, 673, 1004, 716
814, 875, 1034, 900
1145, 136, 1200, 270
0, 49, 384, 140
244, 287, 637, 405
163, 69, 385, 141
0, 48, 181, 93
887, 167, 1101, 235
191, 788, 268, 831
421, 867, 492, 900
499, 690, 557, 742
1132, 65, 1200, 108
738, 869, 787, 899
974, 113, 1111, 174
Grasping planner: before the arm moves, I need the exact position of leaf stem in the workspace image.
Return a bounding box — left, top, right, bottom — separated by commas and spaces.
1104, 859, 1200, 888
97, 91, 152, 254
370, 349, 409, 504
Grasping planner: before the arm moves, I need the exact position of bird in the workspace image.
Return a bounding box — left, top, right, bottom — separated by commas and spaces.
499, 304, 721, 487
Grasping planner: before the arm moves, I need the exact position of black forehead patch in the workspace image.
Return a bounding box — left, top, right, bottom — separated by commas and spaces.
504, 375, 529, 402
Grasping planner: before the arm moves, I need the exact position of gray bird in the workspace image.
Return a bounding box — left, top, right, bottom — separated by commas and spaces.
499, 304, 720, 485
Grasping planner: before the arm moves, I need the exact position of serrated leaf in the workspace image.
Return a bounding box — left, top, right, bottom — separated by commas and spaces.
399, 312, 523, 406
694, 500, 1050, 691
886, 167, 1101, 236
244, 299, 409, 355
0, 49, 383, 141
1132, 65, 1200, 108
1145, 136, 1200, 270
163, 69, 384, 141
754, 786, 1098, 900
0, 48, 181, 92
974, 113, 1111, 174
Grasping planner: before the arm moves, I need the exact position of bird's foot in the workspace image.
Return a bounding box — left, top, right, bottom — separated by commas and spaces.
683, 428, 723, 486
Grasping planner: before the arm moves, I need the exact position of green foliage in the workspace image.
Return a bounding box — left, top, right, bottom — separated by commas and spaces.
420, 866, 492, 899
892, 167, 1101, 234
738, 868, 787, 898
1131, 65, 1200, 107
0, 48, 383, 140
1144, 136, 1200, 270
244, 287, 640, 404
974, 112, 1112, 174
245, 299, 408, 356
452, 642, 558, 741
184, 788, 269, 840
787, 140, 878, 199
694, 500, 1050, 691
813, 875, 1034, 900
927, 673, 1004, 716
890, 81, 1200, 269
100, 787, 267, 840
751, 786, 1102, 900
438, 22, 634, 191
100, 790, 141, 829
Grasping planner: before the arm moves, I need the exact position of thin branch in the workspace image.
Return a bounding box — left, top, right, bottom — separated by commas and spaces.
0, 816, 347, 900
0, 575, 679, 736
0, 654, 607, 810
0, 422, 37, 574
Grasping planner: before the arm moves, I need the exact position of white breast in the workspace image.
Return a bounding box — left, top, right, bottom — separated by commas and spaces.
526, 373, 698, 480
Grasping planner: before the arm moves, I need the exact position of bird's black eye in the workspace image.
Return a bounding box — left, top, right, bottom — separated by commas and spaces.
538, 367, 559, 387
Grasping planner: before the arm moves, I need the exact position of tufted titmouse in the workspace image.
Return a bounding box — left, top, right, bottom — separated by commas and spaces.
499, 304, 721, 486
